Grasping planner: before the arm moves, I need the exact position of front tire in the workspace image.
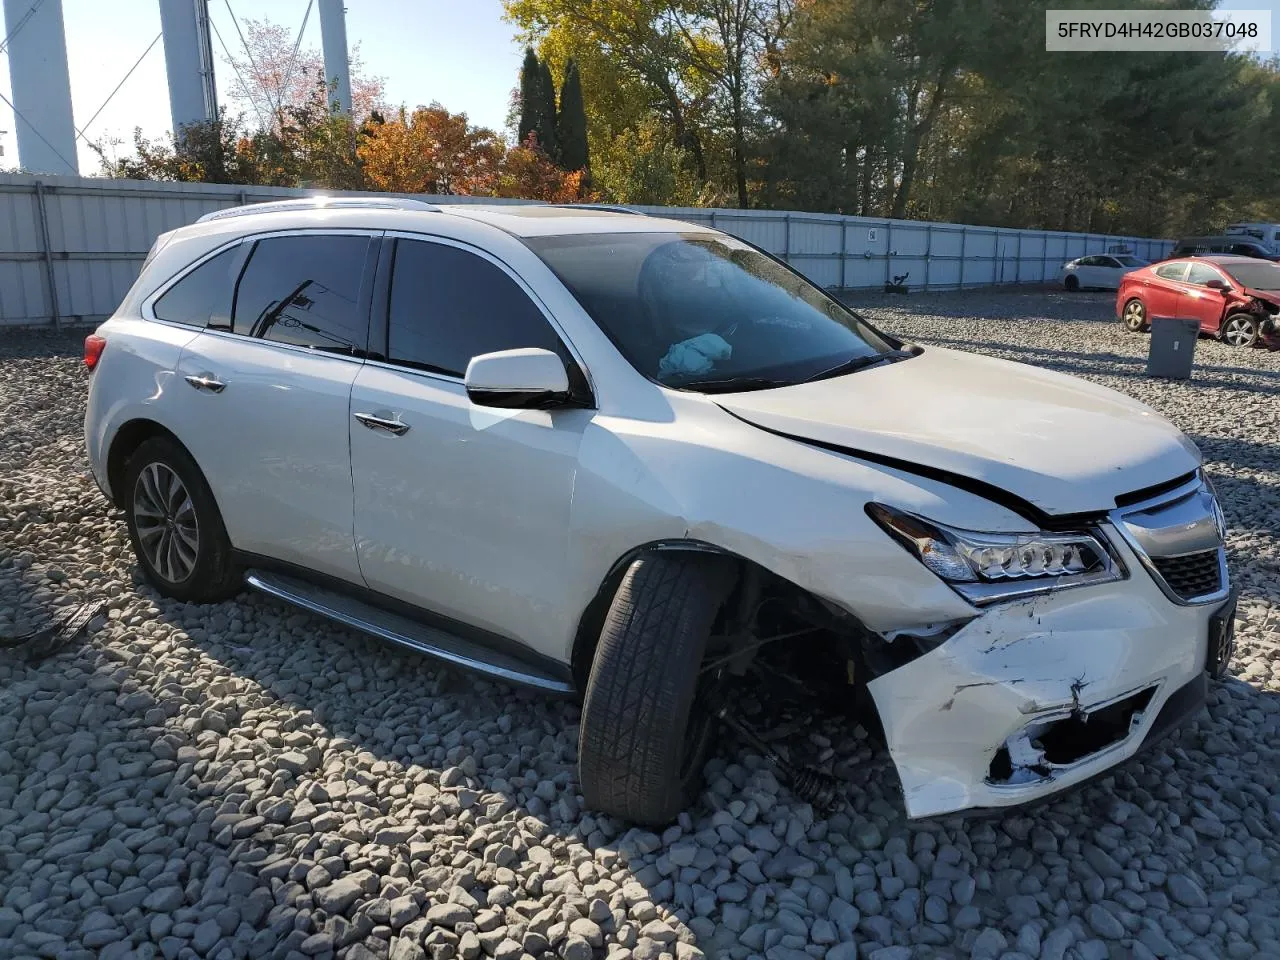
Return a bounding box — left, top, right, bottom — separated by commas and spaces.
1220, 312, 1260, 348
578, 553, 736, 825
1122, 298, 1148, 333
123, 436, 240, 602
1063, 274, 1080, 292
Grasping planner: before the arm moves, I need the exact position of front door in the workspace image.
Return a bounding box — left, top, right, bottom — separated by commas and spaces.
349, 235, 591, 662
1177, 262, 1230, 333
170, 231, 378, 583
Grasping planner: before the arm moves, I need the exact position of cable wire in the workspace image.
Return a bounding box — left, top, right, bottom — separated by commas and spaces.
76, 31, 163, 142
0, 0, 46, 56
279, 0, 315, 107
0, 87, 77, 172
222, 0, 279, 122
208, 14, 268, 129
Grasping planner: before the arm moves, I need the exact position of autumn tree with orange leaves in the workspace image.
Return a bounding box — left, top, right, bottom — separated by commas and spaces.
358, 106, 506, 195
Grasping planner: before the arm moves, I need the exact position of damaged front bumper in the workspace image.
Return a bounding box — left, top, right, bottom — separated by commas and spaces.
866, 525, 1224, 819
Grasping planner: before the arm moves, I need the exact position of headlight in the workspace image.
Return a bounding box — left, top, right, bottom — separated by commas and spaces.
867, 503, 1123, 605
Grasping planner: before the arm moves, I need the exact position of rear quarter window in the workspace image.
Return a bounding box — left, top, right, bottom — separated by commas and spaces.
152, 247, 245, 328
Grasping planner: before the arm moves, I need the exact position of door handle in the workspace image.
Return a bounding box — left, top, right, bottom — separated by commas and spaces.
184, 373, 226, 393
353, 412, 410, 436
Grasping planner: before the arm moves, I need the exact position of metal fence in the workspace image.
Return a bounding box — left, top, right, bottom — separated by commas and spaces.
0, 172, 1174, 329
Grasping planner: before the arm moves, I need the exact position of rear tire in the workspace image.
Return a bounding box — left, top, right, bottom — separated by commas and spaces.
123, 436, 241, 603
1121, 298, 1149, 333
1063, 274, 1080, 292
578, 553, 736, 825
1220, 312, 1260, 348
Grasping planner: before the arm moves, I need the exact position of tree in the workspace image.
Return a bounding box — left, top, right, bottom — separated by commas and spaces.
536, 58, 561, 161
220, 16, 387, 129
592, 119, 702, 204
497, 133, 593, 201
518, 47, 544, 145
556, 59, 590, 171
358, 105, 506, 195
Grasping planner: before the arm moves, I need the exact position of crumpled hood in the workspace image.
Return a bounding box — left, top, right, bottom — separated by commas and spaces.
717, 346, 1201, 516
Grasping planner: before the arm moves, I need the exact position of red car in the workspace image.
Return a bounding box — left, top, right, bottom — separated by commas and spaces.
1116, 255, 1280, 348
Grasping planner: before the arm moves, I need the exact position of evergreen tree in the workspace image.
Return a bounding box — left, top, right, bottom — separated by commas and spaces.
536, 59, 560, 161
518, 48, 543, 147
556, 59, 589, 172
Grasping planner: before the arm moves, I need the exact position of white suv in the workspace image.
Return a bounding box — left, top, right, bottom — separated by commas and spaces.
85, 197, 1236, 823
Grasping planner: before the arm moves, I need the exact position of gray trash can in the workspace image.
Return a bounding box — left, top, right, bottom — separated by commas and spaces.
1146, 317, 1200, 379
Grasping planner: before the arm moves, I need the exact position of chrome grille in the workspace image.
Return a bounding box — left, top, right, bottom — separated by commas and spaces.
1151, 551, 1224, 602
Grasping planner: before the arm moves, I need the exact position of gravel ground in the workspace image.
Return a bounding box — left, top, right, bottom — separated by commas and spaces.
1, 290, 1278, 960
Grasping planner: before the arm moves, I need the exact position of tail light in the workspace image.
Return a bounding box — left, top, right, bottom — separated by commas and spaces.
84, 334, 107, 371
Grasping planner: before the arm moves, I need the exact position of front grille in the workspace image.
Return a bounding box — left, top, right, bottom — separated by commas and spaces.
1151, 550, 1223, 601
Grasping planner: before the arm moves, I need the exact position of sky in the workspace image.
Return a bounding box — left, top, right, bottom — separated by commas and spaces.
0, 0, 526, 173
0, 1, 1277, 175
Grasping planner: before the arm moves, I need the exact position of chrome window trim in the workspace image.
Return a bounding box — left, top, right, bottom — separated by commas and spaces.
1107, 471, 1230, 606
381, 229, 598, 402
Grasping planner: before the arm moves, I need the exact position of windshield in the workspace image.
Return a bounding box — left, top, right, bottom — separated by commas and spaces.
525, 232, 896, 390
1115, 256, 1145, 267
1223, 261, 1280, 289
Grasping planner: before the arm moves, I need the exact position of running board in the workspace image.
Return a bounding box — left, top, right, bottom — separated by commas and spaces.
244, 570, 574, 694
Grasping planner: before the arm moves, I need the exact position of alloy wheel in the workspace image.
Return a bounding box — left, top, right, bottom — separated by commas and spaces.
1223, 315, 1257, 347
1123, 301, 1145, 331
133, 462, 200, 584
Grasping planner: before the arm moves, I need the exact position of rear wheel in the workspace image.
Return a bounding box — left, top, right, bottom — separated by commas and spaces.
1122, 298, 1149, 333
1220, 312, 1260, 348
1063, 274, 1080, 292
123, 436, 240, 602
578, 553, 736, 825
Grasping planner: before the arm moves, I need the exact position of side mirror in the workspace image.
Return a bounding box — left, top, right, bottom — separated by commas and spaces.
464, 348, 575, 410
1205, 278, 1230, 291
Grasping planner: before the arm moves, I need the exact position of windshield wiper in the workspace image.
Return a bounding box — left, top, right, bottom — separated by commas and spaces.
671, 376, 795, 394
802, 348, 915, 384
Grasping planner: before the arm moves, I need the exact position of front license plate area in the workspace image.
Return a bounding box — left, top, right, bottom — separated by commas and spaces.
1207, 588, 1239, 679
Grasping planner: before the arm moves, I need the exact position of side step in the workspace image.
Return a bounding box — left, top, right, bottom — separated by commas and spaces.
244, 570, 574, 694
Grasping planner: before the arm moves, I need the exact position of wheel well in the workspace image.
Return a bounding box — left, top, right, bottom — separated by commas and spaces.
569, 541, 752, 692
105, 419, 188, 509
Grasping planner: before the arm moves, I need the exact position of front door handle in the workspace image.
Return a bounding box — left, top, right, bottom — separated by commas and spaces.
353, 412, 410, 436
184, 373, 226, 393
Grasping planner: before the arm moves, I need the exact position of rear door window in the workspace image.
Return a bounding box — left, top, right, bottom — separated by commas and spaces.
385, 238, 568, 377
1155, 263, 1190, 282
153, 246, 244, 328
232, 234, 374, 354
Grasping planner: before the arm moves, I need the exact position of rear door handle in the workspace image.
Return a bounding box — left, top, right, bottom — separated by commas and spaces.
184, 373, 226, 393
353, 412, 410, 436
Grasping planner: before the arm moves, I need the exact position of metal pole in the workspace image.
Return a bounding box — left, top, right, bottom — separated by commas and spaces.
959, 226, 967, 290
924, 224, 933, 291
885, 221, 892, 286
1016, 232, 1023, 286
783, 213, 792, 265
159, 0, 215, 132
3, 0, 78, 174
318, 0, 353, 115
35, 181, 61, 330
839, 219, 847, 291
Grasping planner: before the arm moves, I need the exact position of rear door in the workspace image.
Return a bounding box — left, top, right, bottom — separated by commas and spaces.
167, 230, 380, 583
1177, 262, 1230, 333
349, 234, 592, 661
1143, 261, 1189, 317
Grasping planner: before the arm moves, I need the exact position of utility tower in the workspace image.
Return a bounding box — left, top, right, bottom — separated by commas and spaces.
158, 0, 218, 135
2, 0, 78, 174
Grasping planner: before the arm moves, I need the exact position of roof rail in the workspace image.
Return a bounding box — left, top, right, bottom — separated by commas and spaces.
197, 196, 441, 223
549, 203, 648, 216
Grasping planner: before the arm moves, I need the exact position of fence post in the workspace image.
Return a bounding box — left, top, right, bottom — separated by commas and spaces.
238, 190, 248, 205
1015, 232, 1023, 286
35, 181, 61, 331
959, 226, 968, 290
924, 224, 933, 291
885, 221, 893, 286
783, 212, 792, 265
838, 218, 847, 291
709, 209, 717, 230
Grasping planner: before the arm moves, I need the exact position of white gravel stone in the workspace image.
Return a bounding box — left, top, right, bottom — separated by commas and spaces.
2, 301, 1278, 960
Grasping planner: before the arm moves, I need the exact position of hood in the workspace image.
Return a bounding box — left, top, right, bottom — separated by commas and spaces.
716, 347, 1200, 517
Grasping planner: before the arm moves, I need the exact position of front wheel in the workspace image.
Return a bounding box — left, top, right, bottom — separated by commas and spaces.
1063, 274, 1080, 292
578, 553, 736, 825
1220, 312, 1260, 348
1121, 298, 1148, 333
123, 436, 241, 602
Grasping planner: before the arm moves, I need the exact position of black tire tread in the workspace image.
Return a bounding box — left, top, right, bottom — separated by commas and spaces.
123, 436, 241, 603
578, 553, 735, 825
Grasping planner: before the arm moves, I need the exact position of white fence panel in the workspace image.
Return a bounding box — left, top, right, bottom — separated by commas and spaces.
0, 173, 1176, 328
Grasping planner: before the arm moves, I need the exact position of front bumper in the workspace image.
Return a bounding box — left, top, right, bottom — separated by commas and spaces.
866, 524, 1221, 819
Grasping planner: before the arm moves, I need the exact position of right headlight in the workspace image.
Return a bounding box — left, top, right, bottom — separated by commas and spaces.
867, 503, 1123, 605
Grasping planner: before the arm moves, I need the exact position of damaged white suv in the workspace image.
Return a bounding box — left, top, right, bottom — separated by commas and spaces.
84, 197, 1236, 823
